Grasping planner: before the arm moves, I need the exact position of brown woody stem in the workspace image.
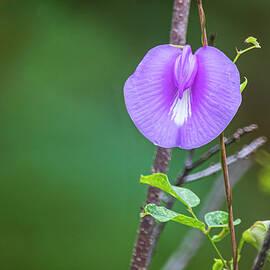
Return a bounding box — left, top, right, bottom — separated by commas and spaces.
130, 2, 191, 269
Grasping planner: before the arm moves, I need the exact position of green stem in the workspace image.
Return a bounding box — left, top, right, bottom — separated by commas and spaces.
188, 207, 198, 220
188, 207, 230, 269
233, 45, 258, 63
206, 232, 229, 269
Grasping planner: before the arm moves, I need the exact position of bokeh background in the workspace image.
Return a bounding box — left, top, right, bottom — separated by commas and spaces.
0, 0, 269, 269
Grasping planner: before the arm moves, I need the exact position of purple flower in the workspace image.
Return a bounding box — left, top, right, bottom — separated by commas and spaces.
124, 45, 241, 149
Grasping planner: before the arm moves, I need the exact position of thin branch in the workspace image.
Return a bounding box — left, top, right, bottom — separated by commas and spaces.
220, 132, 238, 270
191, 124, 258, 170
130, 1, 191, 269
252, 226, 270, 270
163, 158, 254, 270
185, 137, 266, 183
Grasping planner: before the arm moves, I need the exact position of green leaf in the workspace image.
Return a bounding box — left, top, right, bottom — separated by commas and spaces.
212, 259, 223, 270
212, 227, 230, 242
243, 220, 270, 262
240, 77, 248, 93
171, 185, 200, 207
140, 173, 200, 207
204, 211, 241, 228
245, 36, 261, 48
143, 204, 205, 231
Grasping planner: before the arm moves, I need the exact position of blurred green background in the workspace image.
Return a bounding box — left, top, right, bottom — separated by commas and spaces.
0, 0, 269, 269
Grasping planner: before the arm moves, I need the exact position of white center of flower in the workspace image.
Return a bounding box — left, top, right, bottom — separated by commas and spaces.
169, 88, 192, 126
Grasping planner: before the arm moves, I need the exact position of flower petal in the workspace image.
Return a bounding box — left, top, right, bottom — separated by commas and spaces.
124, 45, 182, 147
174, 45, 198, 97
177, 46, 242, 149
124, 45, 241, 149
